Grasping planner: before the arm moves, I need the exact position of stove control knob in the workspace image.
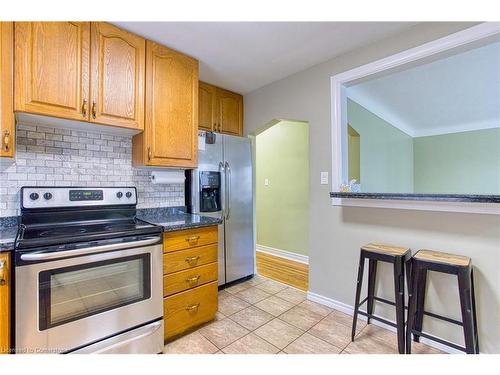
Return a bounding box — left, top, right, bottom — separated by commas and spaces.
126, 192, 133, 199
43, 192, 53, 200
116, 192, 123, 199
29, 192, 39, 201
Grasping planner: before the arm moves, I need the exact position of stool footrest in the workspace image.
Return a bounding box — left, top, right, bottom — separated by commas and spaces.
358, 311, 398, 329
373, 296, 396, 306
421, 310, 463, 326
410, 329, 466, 352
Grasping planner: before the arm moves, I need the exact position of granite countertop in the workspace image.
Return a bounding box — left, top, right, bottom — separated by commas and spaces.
0, 225, 18, 253
330, 192, 500, 203
0, 207, 222, 252
136, 207, 222, 232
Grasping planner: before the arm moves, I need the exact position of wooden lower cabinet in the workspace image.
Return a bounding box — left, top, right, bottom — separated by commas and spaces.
163, 262, 218, 297
163, 225, 218, 342
0, 253, 11, 354
163, 281, 218, 340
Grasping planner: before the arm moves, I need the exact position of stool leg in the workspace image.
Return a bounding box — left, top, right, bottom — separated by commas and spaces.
458, 268, 478, 354
393, 257, 405, 354
413, 269, 427, 343
351, 253, 365, 341
470, 269, 479, 353
367, 259, 377, 324
406, 262, 420, 354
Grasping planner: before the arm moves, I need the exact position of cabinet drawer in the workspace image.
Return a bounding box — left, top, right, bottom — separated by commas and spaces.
163, 226, 218, 253
163, 244, 217, 274
164, 281, 218, 340
163, 262, 218, 297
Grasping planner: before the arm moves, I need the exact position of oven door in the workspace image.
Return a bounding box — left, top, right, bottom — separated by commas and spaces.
15, 236, 163, 354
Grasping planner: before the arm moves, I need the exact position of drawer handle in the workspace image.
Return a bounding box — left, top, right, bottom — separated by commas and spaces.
186, 275, 201, 285
0, 260, 6, 286
185, 256, 200, 265
185, 303, 200, 312
185, 236, 200, 244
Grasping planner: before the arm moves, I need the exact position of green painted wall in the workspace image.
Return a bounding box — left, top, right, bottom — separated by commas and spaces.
347, 99, 414, 193
414, 128, 500, 194
256, 121, 309, 256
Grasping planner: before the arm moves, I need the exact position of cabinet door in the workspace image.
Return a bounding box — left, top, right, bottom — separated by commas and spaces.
216, 88, 243, 136
90, 22, 145, 130
144, 41, 198, 168
198, 81, 216, 131
14, 22, 90, 121
0, 253, 10, 354
0, 22, 14, 158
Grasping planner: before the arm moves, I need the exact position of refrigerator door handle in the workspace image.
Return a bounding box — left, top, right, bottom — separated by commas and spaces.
219, 161, 226, 217
225, 161, 231, 220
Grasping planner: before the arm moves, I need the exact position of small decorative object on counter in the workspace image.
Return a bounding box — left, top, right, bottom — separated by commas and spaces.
340, 179, 361, 192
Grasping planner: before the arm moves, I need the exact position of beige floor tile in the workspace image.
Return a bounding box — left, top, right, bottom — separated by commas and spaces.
356, 324, 396, 345
230, 305, 274, 331
280, 305, 324, 331
283, 333, 342, 354
198, 318, 250, 349
343, 333, 398, 354
217, 294, 251, 316
308, 315, 353, 349
255, 295, 295, 317
222, 333, 280, 354
298, 300, 332, 317
246, 274, 268, 286
225, 281, 253, 295
235, 286, 271, 304
275, 287, 307, 304
255, 280, 288, 294
411, 341, 444, 354
331, 309, 367, 331
254, 318, 304, 349
164, 331, 219, 354
215, 311, 226, 321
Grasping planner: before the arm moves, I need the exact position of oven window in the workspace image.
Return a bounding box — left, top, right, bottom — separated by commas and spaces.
39, 254, 151, 330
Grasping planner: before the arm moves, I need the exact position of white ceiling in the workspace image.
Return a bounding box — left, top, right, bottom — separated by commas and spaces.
114, 22, 417, 94
347, 41, 500, 137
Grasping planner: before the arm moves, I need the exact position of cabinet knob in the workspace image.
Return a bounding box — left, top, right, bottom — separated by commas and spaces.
147, 147, 152, 161
185, 235, 200, 245
185, 256, 200, 265
3, 130, 10, 151
91, 101, 97, 119
186, 275, 201, 285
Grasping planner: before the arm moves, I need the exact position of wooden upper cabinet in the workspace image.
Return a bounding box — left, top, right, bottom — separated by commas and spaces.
0, 22, 14, 158
133, 41, 198, 168
90, 23, 145, 130
14, 22, 90, 121
198, 81, 216, 131
216, 88, 243, 136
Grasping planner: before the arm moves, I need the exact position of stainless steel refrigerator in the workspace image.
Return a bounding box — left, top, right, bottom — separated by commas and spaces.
186, 131, 254, 286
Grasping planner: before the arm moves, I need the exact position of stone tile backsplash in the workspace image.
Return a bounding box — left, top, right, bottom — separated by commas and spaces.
0, 123, 185, 217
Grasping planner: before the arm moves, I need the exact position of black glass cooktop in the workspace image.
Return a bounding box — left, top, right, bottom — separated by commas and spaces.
16, 218, 162, 249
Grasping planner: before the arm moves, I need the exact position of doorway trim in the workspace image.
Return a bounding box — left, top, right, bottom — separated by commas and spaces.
330, 22, 500, 215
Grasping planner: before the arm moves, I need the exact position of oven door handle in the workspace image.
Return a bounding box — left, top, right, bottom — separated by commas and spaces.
20, 236, 161, 262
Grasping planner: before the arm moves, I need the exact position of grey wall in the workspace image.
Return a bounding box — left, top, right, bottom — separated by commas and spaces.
244, 22, 500, 353
0, 122, 184, 217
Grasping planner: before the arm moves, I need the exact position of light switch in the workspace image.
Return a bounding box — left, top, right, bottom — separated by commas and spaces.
264, 178, 269, 186
320, 172, 328, 185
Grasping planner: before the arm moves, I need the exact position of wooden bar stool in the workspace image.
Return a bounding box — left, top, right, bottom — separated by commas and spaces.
352, 243, 411, 354
406, 250, 479, 354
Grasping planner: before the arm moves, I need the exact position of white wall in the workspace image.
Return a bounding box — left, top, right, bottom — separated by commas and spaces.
244, 22, 500, 353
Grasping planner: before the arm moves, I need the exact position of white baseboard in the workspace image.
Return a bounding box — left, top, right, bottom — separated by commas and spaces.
256, 244, 309, 265
307, 291, 464, 354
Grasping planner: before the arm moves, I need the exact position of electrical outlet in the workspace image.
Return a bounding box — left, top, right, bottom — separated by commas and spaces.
320, 172, 329, 185
264, 178, 269, 186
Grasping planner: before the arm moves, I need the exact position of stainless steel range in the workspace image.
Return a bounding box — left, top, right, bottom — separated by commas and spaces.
14, 186, 164, 354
